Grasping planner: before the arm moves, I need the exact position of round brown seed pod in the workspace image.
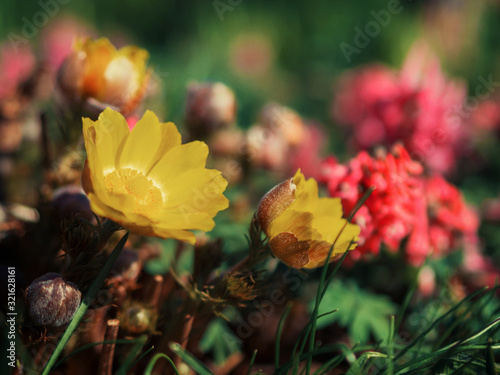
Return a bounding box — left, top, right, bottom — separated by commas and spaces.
26, 273, 81, 327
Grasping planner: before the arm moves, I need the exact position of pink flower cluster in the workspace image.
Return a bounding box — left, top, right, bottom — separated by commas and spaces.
320, 145, 479, 265
0, 44, 35, 102
333, 43, 468, 175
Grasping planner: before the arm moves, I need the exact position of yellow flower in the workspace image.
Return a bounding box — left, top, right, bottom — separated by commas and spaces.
82, 108, 229, 244
58, 37, 150, 115
257, 170, 360, 269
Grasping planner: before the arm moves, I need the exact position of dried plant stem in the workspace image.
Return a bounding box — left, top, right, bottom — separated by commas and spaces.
97, 319, 120, 375
148, 275, 164, 309
40, 112, 52, 172
33, 341, 50, 372
174, 314, 195, 368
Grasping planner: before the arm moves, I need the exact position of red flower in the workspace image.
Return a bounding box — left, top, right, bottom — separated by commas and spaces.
321, 145, 426, 261
320, 145, 480, 266
425, 175, 479, 255
333, 42, 468, 175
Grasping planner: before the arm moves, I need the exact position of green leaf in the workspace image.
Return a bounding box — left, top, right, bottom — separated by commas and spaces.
199, 318, 242, 365
310, 279, 396, 344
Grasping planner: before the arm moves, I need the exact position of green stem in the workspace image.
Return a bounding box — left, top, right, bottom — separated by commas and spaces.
41, 232, 129, 375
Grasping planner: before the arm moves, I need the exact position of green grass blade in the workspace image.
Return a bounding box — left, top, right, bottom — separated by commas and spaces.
41, 232, 129, 375
307, 245, 338, 365
54, 338, 143, 368
127, 344, 155, 372
304, 250, 350, 374
486, 339, 499, 375
247, 349, 258, 375
459, 317, 500, 346
393, 287, 488, 362
314, 354, 346, 375
395, 263, 425, 333
115, 335, 148, 375
275, 301, 293, 370
387, 315, 395, 375
285, 307, 339, 374
144, 353, 180, 375
396, 326, 500, 375
449, 350, 484, 375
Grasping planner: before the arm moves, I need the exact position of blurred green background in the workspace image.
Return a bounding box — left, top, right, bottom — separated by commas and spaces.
2, 0, 500, 130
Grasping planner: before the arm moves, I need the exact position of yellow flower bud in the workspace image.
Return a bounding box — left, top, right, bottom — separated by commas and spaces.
257, 170, 360, 269
257, 176, 296, 233
57, 37, 150, 116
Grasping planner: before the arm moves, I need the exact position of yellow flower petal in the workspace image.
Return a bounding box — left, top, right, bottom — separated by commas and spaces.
118, 110, 181, 173
83, 108, 130, 171
82, 108, 229, 242
147, 141, 209, 185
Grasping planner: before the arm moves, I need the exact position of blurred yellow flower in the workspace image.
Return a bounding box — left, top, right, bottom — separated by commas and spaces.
257, 170, 359, 269
58, 37, 150, 115
82, 108, 229, 244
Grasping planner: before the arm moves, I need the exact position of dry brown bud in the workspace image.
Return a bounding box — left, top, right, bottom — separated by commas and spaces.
257, 178, 296, 233
185, 82, 237, 138
26, 273, 81, 327
258, 103, 305, 146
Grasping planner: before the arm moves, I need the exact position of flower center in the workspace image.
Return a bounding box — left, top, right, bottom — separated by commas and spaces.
104, 168, 163, 219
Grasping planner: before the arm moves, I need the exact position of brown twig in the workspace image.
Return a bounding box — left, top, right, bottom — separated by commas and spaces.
40, 112, 52, 172
148, 275, 164, 309
174, 314, 195, 369
97, 319, 120, 375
